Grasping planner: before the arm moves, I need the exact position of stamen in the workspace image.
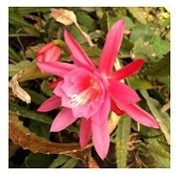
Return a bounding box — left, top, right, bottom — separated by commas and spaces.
69, 77, 101, 108
69, 93, 89, 107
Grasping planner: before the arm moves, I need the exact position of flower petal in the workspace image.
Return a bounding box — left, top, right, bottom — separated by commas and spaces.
125, 103, 159, 128
91, 91, 111, 125
50, 108, 77, 132
37, 42, 55, 55
99, 20, 124, 74
91, 118, 110, 160
108, 79, 140, 104
110, 59, 144, 80
37, 62, 75, 77
117, 102, 159, 128
64, 30, 95, 69
53, 81, 64, 97
111, 98, 124, 116
80, 118, 91, 148
43, 46, 61, 62
37, 42, 61, 62
37, 95, 61, 112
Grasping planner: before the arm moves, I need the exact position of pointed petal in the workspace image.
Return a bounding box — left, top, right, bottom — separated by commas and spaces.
91, 119, 110, 160
37, 95, 61, 112
80, 118, 91, 148
91, 92, 111, 125
53, 81, 64, 97
37, 62, 75, 77
64, 30, 95, 69
110, 59, 144, 80
108, 79, 140, 104
117, 102, 159, 128
50, 108, 77, 132
111, 99, 124, 116
99, 20, 124, 74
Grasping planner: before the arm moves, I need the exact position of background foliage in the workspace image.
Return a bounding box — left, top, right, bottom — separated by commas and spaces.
9, 7, 170, 168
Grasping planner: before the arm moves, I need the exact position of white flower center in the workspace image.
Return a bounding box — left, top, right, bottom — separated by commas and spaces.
69, 78, 101, 107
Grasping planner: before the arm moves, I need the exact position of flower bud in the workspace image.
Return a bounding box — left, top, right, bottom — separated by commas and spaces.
37, 42, 61, 62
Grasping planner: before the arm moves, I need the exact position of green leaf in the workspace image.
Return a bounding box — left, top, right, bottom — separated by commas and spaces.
76, 11, 98, 32
100, 12, 109, 34
120, 37, 134, 57
41, 80, 53, 97
156, 76, 170, 89
9, 11, 39, 36
25, 88, 47, 105
9, 7, 51, 16
9, 47, 22, 62
123, 16, 135, 30
130, 24, 155, 42
132, 38, 155, 60
25, 153, 55, 168
49, 155, 70, 168
128, 7, 147, 24
17, 62, 51, 82
28, 120, 50, 139
83, 45, 102, 59
61, 158, 78, 168
9, 61, 33, 77
115, 115, 131, 168
69, 25, 88, 43
140, 90, 170, 144
96, 7, 104, 19
143, 55, 170, 76
150, 35, 170, 60
9, 102, 52, 124
127, 76, 153, 90
140, 127, 170, 168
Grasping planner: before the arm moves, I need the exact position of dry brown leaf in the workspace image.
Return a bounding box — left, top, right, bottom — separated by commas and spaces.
50, 8, 77, 26
9, 70, 31, 104
50, 8, 94, 47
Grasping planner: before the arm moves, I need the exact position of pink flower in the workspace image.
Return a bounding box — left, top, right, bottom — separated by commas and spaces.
37, 19, 159, 160
37, 42, 61, 62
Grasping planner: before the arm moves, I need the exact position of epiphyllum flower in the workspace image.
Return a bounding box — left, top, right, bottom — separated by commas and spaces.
37, 20, 159, 160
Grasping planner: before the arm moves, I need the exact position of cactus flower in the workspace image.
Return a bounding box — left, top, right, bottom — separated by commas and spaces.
37, 19, 159, 160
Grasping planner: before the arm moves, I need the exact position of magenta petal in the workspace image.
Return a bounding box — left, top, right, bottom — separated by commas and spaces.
44, 46, 61, 62
80, 118, 91, 148
64, 30, 95, 69
91, 92, 111, 125
53, 81, 64, 97
91, 119, 110, 160
37, 62, 75, 77
50, 108, 77, 132
37, 95, 61, 112
119, 103, 159, 128
108, 79, 140, 104
37, 42, 55, 55
110, 59, 144, 80
99, 20, 124, 74
111, 99, 124, 116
